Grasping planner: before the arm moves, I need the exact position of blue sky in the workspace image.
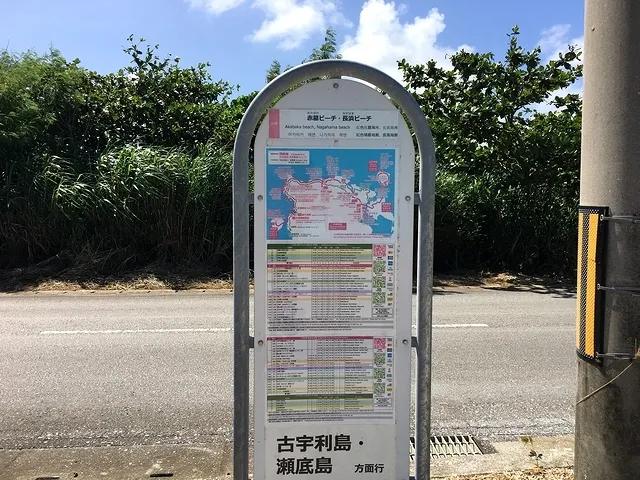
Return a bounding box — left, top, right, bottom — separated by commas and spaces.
1, 0, 584, 97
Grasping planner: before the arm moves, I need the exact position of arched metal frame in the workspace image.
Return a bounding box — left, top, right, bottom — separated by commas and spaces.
232, 59, 436, 480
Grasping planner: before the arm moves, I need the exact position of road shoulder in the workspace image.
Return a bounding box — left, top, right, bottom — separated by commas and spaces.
0, 436, 574, 480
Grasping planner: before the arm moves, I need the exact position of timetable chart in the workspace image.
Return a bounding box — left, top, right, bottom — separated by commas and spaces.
266, 244, 395, 333
266, 336, 394, 423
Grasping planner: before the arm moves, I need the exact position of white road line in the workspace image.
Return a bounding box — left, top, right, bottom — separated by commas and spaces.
39, 327, 232, 335
418, 323, 489, 329
41, 325, 487, 335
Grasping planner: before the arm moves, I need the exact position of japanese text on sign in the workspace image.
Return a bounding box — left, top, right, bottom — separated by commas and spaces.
256, 79, 414, 480
267, 336, 394, 423
277, 434, 352, 452
268, 109, 399, 140
276, 433, 351, 475
273, 433, 387, 476
276, 457, 334, 475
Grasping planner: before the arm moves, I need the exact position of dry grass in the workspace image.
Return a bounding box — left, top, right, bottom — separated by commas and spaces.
0, 267, 234, 293
0, 267, 574, 294
439, 467, 573, 479
433, 271, 573, 289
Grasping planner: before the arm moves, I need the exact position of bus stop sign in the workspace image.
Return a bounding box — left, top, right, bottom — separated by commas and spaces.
233, 60, 436, 480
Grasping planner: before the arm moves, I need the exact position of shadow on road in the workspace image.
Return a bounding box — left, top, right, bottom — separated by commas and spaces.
1, 265, 575, 298
432, 289, 466, 295
482, 284, 576, 299
431, 270, 577, 299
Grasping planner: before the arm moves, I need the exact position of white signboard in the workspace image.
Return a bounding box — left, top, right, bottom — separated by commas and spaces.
254, 80, 414, 480
268, 109, 400, 140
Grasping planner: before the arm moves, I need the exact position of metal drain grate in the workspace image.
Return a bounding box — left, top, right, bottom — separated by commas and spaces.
410, 435, 483, 459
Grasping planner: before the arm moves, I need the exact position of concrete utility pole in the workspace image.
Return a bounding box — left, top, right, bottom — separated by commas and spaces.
575, 1, 640, 478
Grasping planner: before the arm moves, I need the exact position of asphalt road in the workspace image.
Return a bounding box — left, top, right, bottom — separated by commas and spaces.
0, 287, 577, 450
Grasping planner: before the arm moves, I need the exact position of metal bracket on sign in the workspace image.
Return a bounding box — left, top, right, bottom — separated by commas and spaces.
600, 215, 640, 224
597, 284, 640, 296
596, 352, 636, 361
594, 286, 639, 360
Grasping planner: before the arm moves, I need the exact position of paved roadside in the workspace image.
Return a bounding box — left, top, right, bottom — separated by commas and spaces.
0, 436, 574, 480
430, 436, 573, 478
0, 289, 575, 451
440, 469, 573, 480
0, 442, 234, 480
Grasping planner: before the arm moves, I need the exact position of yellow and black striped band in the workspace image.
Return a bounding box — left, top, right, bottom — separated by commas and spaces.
576, 206, 607, 363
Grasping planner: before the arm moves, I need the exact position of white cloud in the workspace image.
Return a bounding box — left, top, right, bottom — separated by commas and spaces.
338, 0, 473, 83
539, 24, 571, 53
186, 0, 468, 75
539, 23, 584, 63
185, 0, 246, 15
249, 0, 351, 50
532, 24, 584, 113
186, 0, 351, 49
531, 83, 582, 114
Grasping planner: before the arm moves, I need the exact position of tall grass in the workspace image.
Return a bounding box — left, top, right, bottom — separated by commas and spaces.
1, 143, 578, 276
0, 143, 234, 274
433, 169, 578, 274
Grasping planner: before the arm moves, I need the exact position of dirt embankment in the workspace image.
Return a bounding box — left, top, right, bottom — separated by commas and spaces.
0, 267, 575, 294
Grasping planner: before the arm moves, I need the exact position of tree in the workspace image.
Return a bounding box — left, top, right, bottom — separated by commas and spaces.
98, 36, 238, 153
0, 38, 248, 270
306, 27, 342, 61
265, 27, 342, 85
0, 48, 106, 209
399, 26, 581, 177
398, 26, 584, 272
265, 60, 282, 83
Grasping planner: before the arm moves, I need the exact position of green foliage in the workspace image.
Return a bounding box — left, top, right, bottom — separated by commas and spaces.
266, 60, 283, 84
400, 26, 583, 272
520, 436, 544, 471
0, 49, 103, 202
98, 36, 240, 152
306, 27, 342, 62
0, 143, 234, 271
0, 38, 242, 271
0, 27, 585, 277
265, 27, 342, 88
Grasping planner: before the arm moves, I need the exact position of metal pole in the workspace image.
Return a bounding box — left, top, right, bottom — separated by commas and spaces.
232, 120, 251, 480
575, 1, 640, 478
415, 131, 436, 480
232, 59, 436, 480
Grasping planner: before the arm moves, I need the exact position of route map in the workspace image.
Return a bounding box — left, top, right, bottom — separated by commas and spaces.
266, 148, 397, 241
